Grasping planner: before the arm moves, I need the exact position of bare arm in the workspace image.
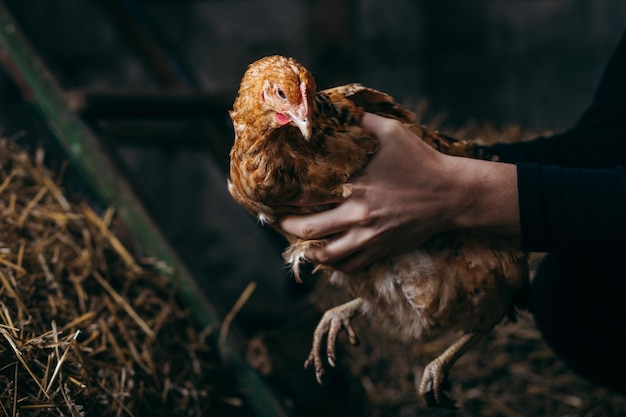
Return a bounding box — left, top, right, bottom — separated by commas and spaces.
279, 113, 521, 273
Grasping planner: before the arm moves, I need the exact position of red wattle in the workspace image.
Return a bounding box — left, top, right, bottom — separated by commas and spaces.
275, 113, 291, 125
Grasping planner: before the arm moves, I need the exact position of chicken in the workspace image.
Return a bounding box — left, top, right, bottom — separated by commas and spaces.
228, 55, 530, 409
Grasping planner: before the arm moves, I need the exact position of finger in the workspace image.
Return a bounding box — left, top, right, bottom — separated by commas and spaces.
332, 249, 380, 275
360, 112, 401, 136
285, 195, 344, 208
279, 201, 360, 240
360, 112, 388, 130
306, 225, 381, 269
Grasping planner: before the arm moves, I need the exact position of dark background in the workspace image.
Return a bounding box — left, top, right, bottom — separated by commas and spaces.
0, 1, 625, 414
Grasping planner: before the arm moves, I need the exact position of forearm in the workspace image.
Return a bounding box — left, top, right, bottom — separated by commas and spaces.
449, 157, 626, 252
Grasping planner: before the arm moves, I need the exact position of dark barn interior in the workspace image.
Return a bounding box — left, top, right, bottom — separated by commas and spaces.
0, 1, 625, 416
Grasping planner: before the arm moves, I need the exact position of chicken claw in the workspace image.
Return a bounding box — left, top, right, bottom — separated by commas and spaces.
304, 298, 363, 384
418, 359, 457, 410
417, 332, 485, 409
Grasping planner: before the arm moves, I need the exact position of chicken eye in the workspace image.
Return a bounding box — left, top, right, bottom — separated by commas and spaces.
277, 88, 287, 101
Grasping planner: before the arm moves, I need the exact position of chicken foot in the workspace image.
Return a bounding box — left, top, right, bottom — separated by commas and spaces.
304, 298, 363, 383
418, 331, 486, 410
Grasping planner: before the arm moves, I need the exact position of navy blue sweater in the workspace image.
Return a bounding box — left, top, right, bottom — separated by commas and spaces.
479, 30, 626, 253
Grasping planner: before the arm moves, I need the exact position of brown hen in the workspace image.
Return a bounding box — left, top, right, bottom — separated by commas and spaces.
228, 55, 529, 409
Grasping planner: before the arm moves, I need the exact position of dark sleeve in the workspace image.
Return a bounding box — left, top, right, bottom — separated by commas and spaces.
479, 30, 626, 252
517, 164, 626, 252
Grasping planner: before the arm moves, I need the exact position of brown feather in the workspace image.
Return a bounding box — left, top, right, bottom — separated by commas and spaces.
227, 55, 529, 409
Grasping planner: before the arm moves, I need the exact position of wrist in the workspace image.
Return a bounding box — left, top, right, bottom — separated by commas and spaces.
448, 157, 520, 236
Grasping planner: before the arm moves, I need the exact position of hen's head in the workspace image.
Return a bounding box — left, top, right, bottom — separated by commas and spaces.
232, 55, 316, 139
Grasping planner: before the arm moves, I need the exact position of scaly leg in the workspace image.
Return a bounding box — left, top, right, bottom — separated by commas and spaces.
304, 298, 363, 384
418, 332, 487, 410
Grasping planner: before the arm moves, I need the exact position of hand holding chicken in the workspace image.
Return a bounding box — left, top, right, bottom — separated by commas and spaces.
228, 55, 529, 409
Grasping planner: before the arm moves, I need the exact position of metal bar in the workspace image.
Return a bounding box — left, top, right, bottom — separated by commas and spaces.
0, 4, 288, 417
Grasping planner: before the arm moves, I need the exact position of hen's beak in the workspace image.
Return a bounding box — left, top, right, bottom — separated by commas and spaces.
292, 112, 312, 140
292, 81, 312, 140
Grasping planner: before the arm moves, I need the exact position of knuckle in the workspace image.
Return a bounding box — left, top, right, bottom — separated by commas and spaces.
299, 222, 317, 240
379, 118, 405, 137
314, 249, 333, 265
353, 205, 372, 225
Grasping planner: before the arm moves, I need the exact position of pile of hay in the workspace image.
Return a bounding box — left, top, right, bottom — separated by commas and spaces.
0, 139, 248, 416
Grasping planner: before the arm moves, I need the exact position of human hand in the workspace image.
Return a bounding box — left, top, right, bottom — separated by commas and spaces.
279, 113, 459, 272
280, 113, 520, 273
